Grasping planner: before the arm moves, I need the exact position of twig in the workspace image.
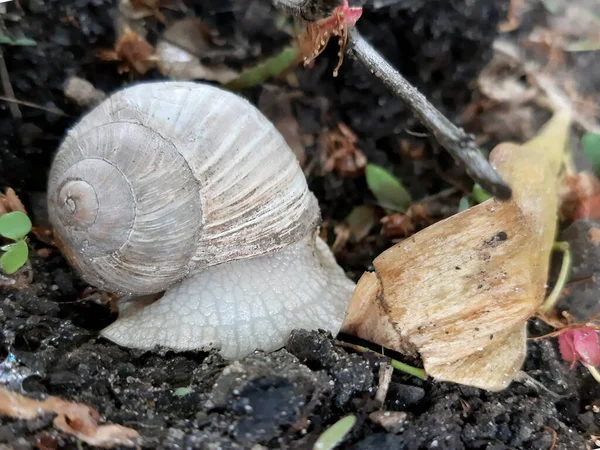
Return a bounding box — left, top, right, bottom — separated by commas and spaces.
271, 0, 512, 199
346, 29, 511, 199
0, 47, 21, 120
0, 95, 71, 117
374, 362, 393, 407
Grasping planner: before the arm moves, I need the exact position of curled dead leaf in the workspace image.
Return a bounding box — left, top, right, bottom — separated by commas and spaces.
342, 111, 572, 391
0, 188, 27, 216
320, 123, 366, 177
96, 28, 156, 75
0, 386, 139, 447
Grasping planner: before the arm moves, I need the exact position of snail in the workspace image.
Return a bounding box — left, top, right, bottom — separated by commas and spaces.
47, 81, 356, 359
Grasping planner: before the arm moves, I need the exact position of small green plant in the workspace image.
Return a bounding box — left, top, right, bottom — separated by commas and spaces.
365, 163, 412, 213
313, 415, 357, 450
0, 36, 37, 47
457, 182, 493, 211
226, 47, 299, 90
582, 132, 600, 175
0, 211, 32, 274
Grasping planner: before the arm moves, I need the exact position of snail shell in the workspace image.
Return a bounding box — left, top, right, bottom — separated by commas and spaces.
48, 81, 320, 295
48, 81, 355, 358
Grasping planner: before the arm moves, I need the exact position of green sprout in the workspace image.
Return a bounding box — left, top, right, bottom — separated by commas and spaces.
365, 163, 412, 213
0, 36, 37, 47
0, 211, 32, 274
313, 415, 357, 450
582, 132, 600, 175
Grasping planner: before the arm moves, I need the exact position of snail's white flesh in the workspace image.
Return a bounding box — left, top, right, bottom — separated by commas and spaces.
101, 234, 355, 358
48, 81, 356, 358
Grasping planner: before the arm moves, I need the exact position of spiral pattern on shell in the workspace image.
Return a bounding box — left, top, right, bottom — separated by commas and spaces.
48, 81, 320, 295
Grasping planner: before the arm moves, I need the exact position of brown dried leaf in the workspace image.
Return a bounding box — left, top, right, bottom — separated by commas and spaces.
342, 111, 571, 391
0, 386, 139, 447
559, 171, 600, 222
97, 28, 156, 75
320, 123, 366, 178
0, 188, 27, 216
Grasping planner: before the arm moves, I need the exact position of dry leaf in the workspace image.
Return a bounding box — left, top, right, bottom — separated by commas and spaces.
0, 188, 27, 216
320, 123, 366, 178
0, 386, 139, 447
559, 171, 600, 222
341, 110, 572, 391
156, 18, 238, 83
97, 28, 156, 75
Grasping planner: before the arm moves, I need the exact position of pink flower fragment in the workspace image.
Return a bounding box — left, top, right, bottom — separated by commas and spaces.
558, 327, 600, 369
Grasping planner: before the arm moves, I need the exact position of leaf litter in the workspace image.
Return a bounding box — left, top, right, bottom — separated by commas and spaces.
342, 110, 572, 391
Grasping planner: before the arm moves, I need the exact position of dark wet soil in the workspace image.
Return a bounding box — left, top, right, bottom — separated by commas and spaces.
1, 0, 600, 449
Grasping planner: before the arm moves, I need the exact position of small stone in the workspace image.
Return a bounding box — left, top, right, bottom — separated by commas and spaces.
369, 410, 407, 434
63, 76, 106, 108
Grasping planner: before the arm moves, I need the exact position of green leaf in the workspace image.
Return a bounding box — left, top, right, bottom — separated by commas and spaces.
472, 183, 492, 204
173, 387, 193, 397
0, 211, 32, 241
12, 38, 37, 47
582, 132, 600, 174
365, 163, 412, 213
313, 415, 356, 450
540, 0, 560, 14
225, 47, 298, 90
564, 39, 600, 52
0, 240, 29, 274
458, 196, 471, 212
0, 36, 37, 46
345, 205, 376, 242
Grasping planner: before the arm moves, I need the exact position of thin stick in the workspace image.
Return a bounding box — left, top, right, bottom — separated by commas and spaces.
271, 0, 512, 197
374, 362, 393, 407
0, 95, 71, 117
346, 29, 511, 199
0, 47, 21, 120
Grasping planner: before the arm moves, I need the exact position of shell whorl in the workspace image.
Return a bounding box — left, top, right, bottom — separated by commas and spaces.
48, 81, 320, 294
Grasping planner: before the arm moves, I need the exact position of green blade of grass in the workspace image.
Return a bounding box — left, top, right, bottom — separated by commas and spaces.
225, 47, 298, 90
313, 415, 357, 450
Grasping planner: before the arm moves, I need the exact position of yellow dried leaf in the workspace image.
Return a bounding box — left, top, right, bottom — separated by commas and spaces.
342, 110, 572, 391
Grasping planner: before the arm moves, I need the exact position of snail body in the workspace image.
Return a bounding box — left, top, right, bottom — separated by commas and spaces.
48, 81, 355, 358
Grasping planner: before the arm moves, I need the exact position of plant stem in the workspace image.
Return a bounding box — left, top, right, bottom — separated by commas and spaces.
347, 343, 426, 379
390, 358, 427, 380
346, 29, 512, 199
584, 364, 600, 384
539, 241, 572, 314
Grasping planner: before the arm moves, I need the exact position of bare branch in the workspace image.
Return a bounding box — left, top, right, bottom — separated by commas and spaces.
272, 0, 512, 199
346, 29, 511, 199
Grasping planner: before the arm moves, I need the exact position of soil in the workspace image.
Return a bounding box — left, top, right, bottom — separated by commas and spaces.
1, 0, 600, 449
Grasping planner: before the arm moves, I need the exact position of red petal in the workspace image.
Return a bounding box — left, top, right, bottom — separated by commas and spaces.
572, 328, 600, 367
558, 331, 578, 368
